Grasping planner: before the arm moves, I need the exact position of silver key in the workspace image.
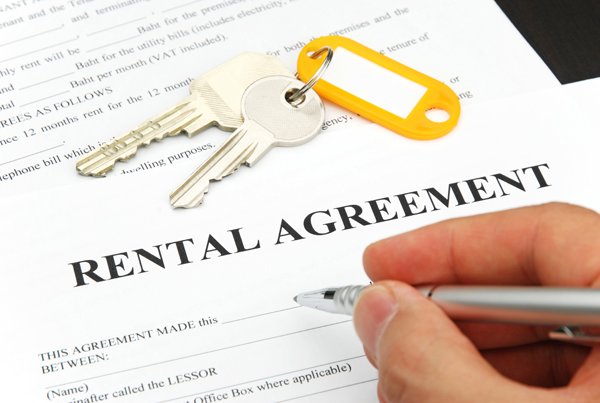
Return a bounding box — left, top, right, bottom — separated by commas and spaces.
170, 76, 325, 209
76, 53, 293, 177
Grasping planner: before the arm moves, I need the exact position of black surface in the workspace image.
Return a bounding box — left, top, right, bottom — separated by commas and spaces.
495, 0, 600, 84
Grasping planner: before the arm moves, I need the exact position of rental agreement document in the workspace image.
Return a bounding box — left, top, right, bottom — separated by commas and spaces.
0, 0, 559, 197
1, 78, 599, 402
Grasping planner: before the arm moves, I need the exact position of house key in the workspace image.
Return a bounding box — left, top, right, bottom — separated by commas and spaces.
76, 53, 293, 177
170, 75, 325, 208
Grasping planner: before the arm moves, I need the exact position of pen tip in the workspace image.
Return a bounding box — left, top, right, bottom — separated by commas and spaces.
293, 295, 298, 303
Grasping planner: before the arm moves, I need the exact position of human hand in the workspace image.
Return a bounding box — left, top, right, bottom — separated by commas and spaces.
353, 203, 600, 402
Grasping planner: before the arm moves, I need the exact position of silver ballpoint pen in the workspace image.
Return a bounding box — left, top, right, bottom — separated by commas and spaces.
294, 285, 600, 343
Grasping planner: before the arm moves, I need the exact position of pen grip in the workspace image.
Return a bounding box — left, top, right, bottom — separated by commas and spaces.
418, 286, 600, 326
334, 285, 366, 315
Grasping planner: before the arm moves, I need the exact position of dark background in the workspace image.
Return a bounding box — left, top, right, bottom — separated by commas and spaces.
495, 0, 600, 84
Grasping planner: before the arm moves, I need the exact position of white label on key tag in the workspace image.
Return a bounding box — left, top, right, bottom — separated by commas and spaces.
322, 47, 428, 119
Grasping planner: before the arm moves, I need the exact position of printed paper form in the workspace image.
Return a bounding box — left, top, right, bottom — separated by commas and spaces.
1, 78, 598, 402
0, 0, 559, 197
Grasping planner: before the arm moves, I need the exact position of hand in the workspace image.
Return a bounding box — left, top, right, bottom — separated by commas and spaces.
353, 203, 600, 403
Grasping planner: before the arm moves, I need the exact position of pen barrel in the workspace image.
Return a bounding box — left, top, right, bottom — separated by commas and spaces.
334, 285, 367, 315
418, 286, 600, 326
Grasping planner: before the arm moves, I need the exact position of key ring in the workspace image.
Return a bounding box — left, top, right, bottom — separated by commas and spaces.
287, 46, 333, 106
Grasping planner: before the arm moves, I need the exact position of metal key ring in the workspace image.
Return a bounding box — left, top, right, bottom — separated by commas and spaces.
287, 46, 333, 106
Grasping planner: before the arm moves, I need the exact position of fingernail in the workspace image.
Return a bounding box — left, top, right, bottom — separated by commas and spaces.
353, 285, 397, 358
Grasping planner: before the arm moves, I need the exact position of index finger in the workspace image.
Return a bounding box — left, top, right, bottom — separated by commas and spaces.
363, 202, 600, 288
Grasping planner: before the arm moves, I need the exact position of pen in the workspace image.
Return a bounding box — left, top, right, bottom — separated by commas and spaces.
294, 285, 600, 343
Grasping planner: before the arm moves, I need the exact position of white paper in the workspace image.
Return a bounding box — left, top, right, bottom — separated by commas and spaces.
1, 78, 599, 402
0, 0, 559, 198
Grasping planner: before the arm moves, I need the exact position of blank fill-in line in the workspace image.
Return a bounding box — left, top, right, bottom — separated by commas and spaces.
20, 90, 70, 107
222, 306, 302, 324
0, 142, 65, 167
162, 0, 204, 13
45, 320, 353, 389
156, 355, 368, 403
87, 35, 140, 52
88, 17, 147, 36
0, 25, 64, 48
0, 37, 79, 63
20, 72, 75, 90
273, 379, 379, 403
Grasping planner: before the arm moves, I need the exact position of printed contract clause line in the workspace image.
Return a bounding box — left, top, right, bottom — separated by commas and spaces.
45, 320, 353, 390
0, 142, 65, 167
0, 37, 79, 63
162, 0, 205, 13
20, 90, 71, 107
0, 25, 64, 48
222, 306, 302, 324
20, 72, 75, 90
87, 35, 140, 52
272, 378, 379, 403
156, 355, 368, 403
88, 17, 147, 36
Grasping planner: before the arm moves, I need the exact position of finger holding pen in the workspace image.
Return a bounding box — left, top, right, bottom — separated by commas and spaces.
362, 202, 600, 288
353, 202, 600, 403
362, 202, 600, 348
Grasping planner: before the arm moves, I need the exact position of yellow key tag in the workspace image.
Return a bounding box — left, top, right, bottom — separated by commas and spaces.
297, 36, 460, 140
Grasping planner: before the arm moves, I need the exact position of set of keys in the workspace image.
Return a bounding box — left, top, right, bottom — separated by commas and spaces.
76, 53, 325, 208
77, 37, 461, 209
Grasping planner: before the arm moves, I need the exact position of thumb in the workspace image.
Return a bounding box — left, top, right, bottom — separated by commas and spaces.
353, 281, 531, 403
